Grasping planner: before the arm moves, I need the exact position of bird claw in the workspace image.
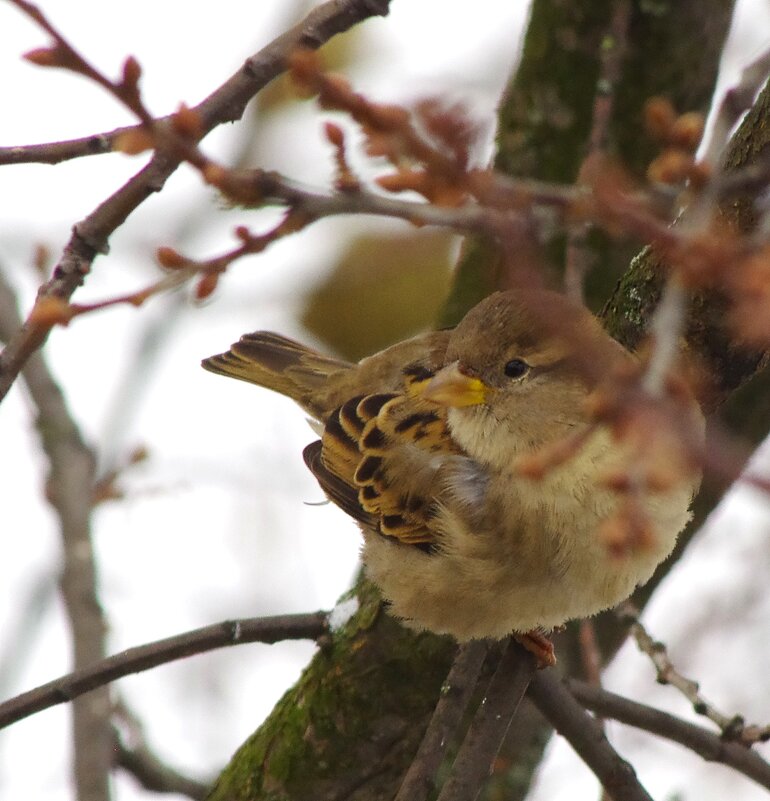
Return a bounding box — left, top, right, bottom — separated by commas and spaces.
514, 630, 557, 669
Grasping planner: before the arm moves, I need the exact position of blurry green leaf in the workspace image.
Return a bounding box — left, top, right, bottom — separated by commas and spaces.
301, 229, 455, 360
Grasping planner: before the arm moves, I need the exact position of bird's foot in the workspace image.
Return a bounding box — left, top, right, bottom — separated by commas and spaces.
514, 630, 556, 669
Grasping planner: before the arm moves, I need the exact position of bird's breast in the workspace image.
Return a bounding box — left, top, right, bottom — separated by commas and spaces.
362, 427, 696, 639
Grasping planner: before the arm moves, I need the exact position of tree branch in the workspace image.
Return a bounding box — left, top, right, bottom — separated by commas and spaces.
618, 603, 770, 744
115, 737, 211, 800
394, 641, 489, 801
436, 640, 535, 801
528, 670, 653, 801
568, 679, 770, 793
0, 0, 394, 405
0, 612, 328, 730
0, 268, 110, 800
0, 131, 119, 165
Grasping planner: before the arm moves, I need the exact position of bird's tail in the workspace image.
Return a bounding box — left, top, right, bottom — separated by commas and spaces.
202, 332, 352, 419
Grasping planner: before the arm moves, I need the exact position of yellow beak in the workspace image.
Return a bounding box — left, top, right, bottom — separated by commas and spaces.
422, 362, 490, 407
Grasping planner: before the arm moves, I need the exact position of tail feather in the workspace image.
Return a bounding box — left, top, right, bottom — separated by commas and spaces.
202, 332, 352, 419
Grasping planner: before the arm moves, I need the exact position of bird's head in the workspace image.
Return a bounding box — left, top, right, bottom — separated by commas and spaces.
423, 290, 628, 467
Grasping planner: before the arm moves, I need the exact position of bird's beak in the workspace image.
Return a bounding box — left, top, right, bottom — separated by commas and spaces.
422, 362, 490, 407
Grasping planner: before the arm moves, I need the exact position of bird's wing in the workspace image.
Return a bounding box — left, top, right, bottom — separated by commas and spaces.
202, 332, 352, 420
305, 366, 464, 549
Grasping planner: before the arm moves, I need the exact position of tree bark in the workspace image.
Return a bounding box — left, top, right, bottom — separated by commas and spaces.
207, 582, 453, 801
209, 3, 766, 800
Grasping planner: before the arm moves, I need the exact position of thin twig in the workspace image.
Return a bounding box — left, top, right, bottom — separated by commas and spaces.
618, 603, 770, 745
395, 640, 489, 801
0, 131, 120, 165
436, 639, 536, 801
113, 699, 212, 800
528, 671, 653, 801
0, 267, 111, 801
0, 612, 328, 730
14, 178, 514, 329
568, 679, 770, 793
0, 0, 394, 404
577, 618, 612, 801
115, 738, 211, 801
578, 620, 604, 689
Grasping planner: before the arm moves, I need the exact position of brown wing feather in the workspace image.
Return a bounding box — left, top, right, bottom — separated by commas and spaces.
202, 332, 352, 419
303, 440, 376, 527
313, 363, 463, 549
204, 328, 460, 549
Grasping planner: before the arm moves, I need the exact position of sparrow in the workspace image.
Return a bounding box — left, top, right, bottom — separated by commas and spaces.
202, 290, 702, 664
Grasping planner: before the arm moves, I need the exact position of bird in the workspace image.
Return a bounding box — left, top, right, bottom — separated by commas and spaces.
202, 290, 702, 664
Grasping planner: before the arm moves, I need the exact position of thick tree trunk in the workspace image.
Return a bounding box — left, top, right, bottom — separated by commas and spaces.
208, 3, 768, 800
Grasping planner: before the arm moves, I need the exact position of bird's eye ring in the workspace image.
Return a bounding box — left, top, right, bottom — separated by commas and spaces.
504, 358, 529, 379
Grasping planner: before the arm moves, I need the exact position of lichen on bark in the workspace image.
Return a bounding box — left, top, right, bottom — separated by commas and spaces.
207, 580, 453, 801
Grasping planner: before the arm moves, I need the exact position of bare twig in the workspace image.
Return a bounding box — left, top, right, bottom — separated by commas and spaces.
27, 264, 199, 327
14, 176, 517, 329
115, 737, 211, 800
618, 603, 770, 745
0, 131, 120, 165
568, 679, 770, 793
0, 0, 394, 404
395, 640, 489, 801
0, 612, 328, 730
113, 700, 212, 800
0, 268, 110, 800
578, 619, 604, 689
436, 639, 535, 801
528, 671, 653, 801
10, 0, 153, 123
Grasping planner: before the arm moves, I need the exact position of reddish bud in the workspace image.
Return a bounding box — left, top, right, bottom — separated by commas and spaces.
374, 104, 410, 130
202, 163, 227, 187
122, 55, 142, 87
647, 149, 693, 186
195, 272, 219, 301
114, 128, 154, 155
28, 296, 74, 327
670, 112, 705, 152
324, 122, 345, 148
364, 132, 395, 159
172, 103, 202, 138
644, 97, 676, 141
598, 514, 630, 559
426, 183, 467, 208
600, 470, 632, 492
156, 246, 187, 269
687, 161, 712, 190
288, 48, 322, 76
376, 170, 428, 195
318, 74, 353, 108
287, 48, 323, 95
583, 387, 617, 421
23, 47, 59, 67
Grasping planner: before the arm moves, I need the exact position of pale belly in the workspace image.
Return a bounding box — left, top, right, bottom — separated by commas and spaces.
362, 474, 694, 640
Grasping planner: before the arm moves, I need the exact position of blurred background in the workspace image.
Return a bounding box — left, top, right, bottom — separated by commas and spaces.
1, 1, 769, 799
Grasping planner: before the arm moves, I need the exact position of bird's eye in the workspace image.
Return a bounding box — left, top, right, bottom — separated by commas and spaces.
504, 358, 529, 379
